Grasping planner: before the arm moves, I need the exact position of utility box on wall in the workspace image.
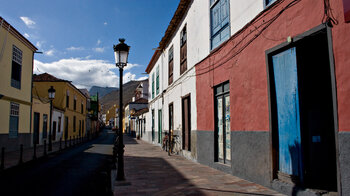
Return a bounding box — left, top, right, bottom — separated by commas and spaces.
343, 0, 350, 22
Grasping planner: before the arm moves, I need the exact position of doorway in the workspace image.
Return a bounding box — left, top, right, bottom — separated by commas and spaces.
268, 26, 337, 191
64, 116, 68, 140
158, 110, 162, 144
52, 121, 57, 141
182, 95, 191, 151
214, 82, 230, 164
33, 112, 40, 144
152, 109, 155, 142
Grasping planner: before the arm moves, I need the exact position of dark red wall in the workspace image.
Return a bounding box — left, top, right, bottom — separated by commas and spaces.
196, 0, 350, 132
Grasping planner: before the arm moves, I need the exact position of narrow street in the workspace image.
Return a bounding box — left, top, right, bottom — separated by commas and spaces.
0, 129, 114, 196
113, 136, 284, 196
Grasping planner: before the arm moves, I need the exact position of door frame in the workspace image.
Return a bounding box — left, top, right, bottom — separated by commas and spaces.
265, 24, 340, 191
182, 94, 191, 151
158, 109, 162, 144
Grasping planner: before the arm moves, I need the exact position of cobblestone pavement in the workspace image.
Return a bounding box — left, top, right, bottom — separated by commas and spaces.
114, 136, 285, 196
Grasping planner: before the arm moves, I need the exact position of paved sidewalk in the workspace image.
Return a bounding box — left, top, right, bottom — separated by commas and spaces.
1, 137, 88, 170
113, 136, 284, 196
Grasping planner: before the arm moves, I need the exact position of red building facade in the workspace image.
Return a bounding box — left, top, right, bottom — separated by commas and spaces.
196, 0, 350, 194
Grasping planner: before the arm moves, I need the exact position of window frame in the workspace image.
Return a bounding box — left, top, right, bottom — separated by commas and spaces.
66, 90, 70, 108
156, 66, 159, 95
210, 0, 231, 50
9, 102, 20, 138
264, 0, 277, 8
180, 25, 187, 75
168, 46, 174, 85
43, 114, 48, 139
152, 73, 155, 99
11, 45, 22, 89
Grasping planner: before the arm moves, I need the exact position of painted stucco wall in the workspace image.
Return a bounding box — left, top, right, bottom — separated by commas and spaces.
196, 0, 350, 194
0, 25, 33, 104
0, 20, 35, 151
31, 97, 50, 145
52, 109, 64, 142
33, 82, 87, 140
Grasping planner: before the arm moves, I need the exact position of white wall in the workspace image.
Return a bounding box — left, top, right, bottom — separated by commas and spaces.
146, 0, 265, 147
230, 0, 264, 35
52, 109, 64, 142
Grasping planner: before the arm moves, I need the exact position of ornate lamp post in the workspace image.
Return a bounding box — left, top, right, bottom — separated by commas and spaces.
114, 38, 130, 181
48, 86, 56, 151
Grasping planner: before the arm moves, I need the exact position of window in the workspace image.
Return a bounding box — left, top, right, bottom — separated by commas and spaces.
168, 46, 174, 85
210, 0, 230, 49
43, 114, 48, 138
9, 102, 19, 138
74, 96, 77, 110
73, 116, 76, 132
152, 73, 155, 99
66, 90, 70, 108
81, 102, 84, 113
264, 0, 277, 7
11, 45, 22, 89
156, 66, 159, 95
180, 25, 187, 75
214, 82, 230, 164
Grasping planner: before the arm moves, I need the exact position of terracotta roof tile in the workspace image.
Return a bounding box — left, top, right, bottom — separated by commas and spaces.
33, 73, 69, 82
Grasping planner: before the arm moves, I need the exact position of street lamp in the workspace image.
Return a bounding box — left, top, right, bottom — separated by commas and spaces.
114, 38, 130, 181
48, 86, 56, 151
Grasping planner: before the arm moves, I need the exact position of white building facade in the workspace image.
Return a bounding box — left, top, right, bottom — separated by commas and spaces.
52, 108, 64, 142
145, 0, 266, 160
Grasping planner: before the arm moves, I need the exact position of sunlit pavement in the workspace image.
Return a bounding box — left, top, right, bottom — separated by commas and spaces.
113, 136, 285, 196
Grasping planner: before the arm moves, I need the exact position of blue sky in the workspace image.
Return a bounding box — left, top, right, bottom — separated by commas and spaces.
1, 0, 179, 90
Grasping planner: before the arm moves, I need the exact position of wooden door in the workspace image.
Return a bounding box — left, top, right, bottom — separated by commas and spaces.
52, 121, 57, 140
182, 96, 191, 151
33, 112, 40, 144
272, 47, 303, 180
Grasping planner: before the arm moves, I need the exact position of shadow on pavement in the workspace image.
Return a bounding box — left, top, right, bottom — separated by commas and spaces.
0, 129, 114, 196
116, 155, 204, 195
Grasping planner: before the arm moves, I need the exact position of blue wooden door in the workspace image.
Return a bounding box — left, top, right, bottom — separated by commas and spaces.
272, 48, 303, 180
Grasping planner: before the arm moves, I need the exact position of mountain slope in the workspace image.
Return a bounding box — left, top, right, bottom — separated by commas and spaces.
89, 86, 118, 98
100, 80, 146, 113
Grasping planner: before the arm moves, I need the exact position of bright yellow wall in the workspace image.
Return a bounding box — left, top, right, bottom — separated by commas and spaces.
0, 25, 34, 136
31, 97, 50, 136
0, 27, 33, 103
0, 100, 31, 134
32, 82, 87, 140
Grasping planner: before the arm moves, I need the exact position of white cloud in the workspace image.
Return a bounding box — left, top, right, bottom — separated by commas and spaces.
104, 22, 108, 26
24, 33, 30, 38
36, 41, 44, 49
67, 46, 84, 51
93, 47, 105, 53
20, 16, 36, 28
34, 58, 122, 89
45, 49, 55, 56
123, 72, 136, 84
97, 39, 101, 45
123, 63, 139, 71
136, 76, 148, 81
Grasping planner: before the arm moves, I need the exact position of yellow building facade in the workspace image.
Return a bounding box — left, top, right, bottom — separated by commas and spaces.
33, 73, 87, 141
0, 17, 37, 151
31, 95, 50, 145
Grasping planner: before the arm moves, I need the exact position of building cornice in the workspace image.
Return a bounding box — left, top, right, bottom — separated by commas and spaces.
145, 0, 192, 73
0, 17, 38, 52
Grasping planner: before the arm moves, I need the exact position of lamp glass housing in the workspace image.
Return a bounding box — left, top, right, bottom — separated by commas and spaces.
48, 86, 56, 100
113, 38, 130, 68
